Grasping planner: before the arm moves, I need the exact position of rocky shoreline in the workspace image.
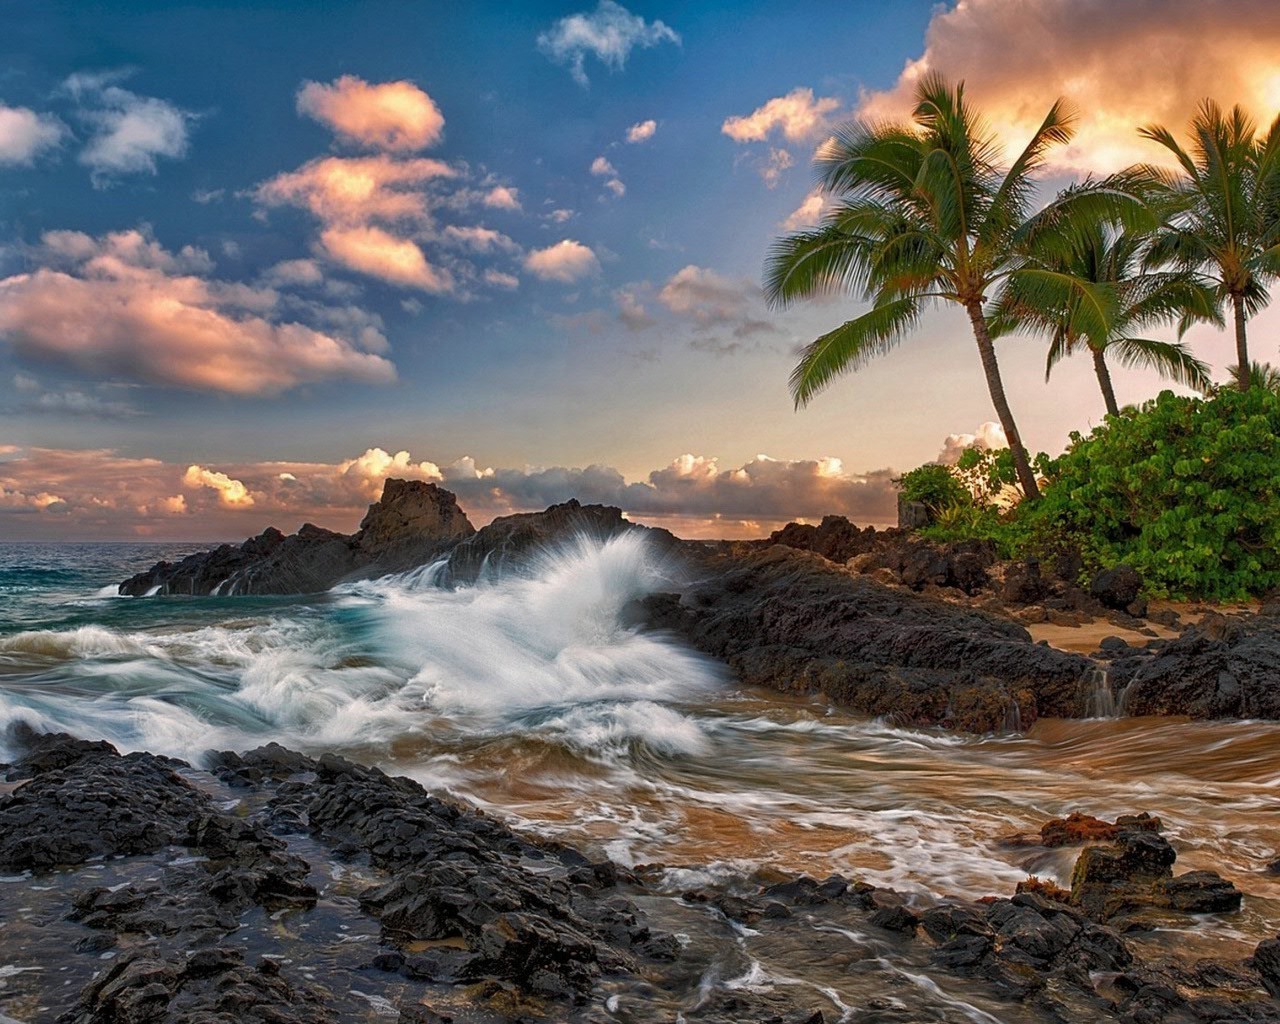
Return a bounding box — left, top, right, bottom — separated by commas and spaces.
116, 480, 1280, 733
1, 729, 1277, 1023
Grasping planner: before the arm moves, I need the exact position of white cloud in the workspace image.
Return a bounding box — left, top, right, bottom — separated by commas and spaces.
183, 465, 255, 507
65, 73, 195, 184
590, 155, 617, 176
524, 239, 600, 282
721, 87, 840, 143
626, 118, 657, 143
781, 188, 829, 230
0, 104, 66, 165
538, 0, 680, 86
937, 422, 1008, 464
0, 228, 396, 395
296, 75, 444, 151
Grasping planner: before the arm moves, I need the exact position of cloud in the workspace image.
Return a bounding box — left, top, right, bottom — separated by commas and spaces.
626, 118, 657, 143
937, 422, 1008, 465
484, 269, 520, 289
524, 239, 600, 282
320, 225, 452, 292
482, 185, 521, 210
183, 465, 255, 507
296, 75, 444, 151
0, 228, 396, 395
722, 87, 840, 143
615, 288, 654, 330
8, 373, 141, 419
64, 72, 195, 184
537, 0, 680, 86
0, 104, 66, 165
442, 225, 521, 254
656, 265, 779, 351
590, 155, 625, 198
780, 188, 829, 230
254, 154, 454, 226
263, 258, 326, 288
857, 0, 1280, 174
658, 265, 753, 324
0, 444, 902, 540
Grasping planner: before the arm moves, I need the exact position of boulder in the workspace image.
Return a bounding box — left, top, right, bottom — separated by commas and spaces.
1089, 564, 1143, 610
1105, 613, 1280, 720
643, 545, 1092, 731
119, 479, 473, 596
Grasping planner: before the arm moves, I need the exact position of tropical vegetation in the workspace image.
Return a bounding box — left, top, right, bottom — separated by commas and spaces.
768, 76, 1280, 597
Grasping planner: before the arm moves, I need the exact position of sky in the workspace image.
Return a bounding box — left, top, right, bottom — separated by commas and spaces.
2, 0, 1280, 541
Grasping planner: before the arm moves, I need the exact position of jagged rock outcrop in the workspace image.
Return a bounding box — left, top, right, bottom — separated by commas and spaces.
118, 479, 474, 596
436, 498, 677, 584
642, 544, 1094, 731
1104, 611, 1280, 719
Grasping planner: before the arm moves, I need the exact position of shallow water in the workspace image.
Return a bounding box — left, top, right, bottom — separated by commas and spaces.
1, 536, 1278, 973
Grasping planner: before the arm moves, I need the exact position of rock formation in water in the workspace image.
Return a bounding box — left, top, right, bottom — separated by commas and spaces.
118, 479, 475, 596
1099, 609, 1280, 720
2, 729, 1277, 1024
644, 544, 1094, 732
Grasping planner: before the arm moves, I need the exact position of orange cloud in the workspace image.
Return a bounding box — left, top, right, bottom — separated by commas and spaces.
320, 225, 453, 292
0, 229, 397, 395
296, 75, 444, 152
858, 0, 1280, 174
254, 154, 454, 226
0, 445, 903, 541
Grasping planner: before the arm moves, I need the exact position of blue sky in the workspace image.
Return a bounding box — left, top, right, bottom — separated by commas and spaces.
1, 0, 1276, 539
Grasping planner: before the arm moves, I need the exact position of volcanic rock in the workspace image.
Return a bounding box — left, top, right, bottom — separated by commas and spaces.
119, 479, 473, 596
643, 544, 1092, 731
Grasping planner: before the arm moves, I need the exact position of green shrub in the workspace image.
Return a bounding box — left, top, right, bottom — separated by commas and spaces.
1023, 388, 1280, 599
897, 462, 970, 514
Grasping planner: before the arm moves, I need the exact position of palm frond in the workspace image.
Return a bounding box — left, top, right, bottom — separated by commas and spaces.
789, 297, 921, 406
1108, 336, 1211, 390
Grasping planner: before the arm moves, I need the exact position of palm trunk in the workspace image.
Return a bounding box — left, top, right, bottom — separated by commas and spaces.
965, 302, 1041, 500
1233, 293, 1250, 390
1092, 347, 1120, 417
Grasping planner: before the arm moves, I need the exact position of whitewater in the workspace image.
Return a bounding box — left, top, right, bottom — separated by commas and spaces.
2, 535, 1279, 965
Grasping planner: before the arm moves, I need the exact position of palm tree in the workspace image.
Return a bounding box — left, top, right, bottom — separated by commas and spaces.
993, 196, 1216, 417
765, 75, 1135, 499
1138, 101, 1280, 390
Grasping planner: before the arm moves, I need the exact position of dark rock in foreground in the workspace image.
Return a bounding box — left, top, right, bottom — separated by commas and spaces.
2, 729, 1277, 1024
1105, 611, 1280, 720
119, 478, 474, 596
645, 545, 1094, 731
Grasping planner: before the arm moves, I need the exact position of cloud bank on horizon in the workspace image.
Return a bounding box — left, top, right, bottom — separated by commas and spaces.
2, 0, 1278, 540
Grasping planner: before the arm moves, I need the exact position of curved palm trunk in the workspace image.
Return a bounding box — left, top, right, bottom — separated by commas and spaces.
1232, 293, 1250, 391
965, 302, 1041, 500
1092, 348, 1120, 417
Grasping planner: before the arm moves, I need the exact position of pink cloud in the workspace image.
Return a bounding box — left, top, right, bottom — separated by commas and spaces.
0, 229, 397, 395
296, 75, 444, 151
320, 225, 453, 292
524, 239, 599, 282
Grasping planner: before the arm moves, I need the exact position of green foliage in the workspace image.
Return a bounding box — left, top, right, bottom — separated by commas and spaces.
897, 463, 969, 515
1020, 388, 1280, 598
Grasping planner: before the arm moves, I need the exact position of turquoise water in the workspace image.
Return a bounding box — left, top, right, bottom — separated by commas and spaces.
2, 537, 1279, 953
